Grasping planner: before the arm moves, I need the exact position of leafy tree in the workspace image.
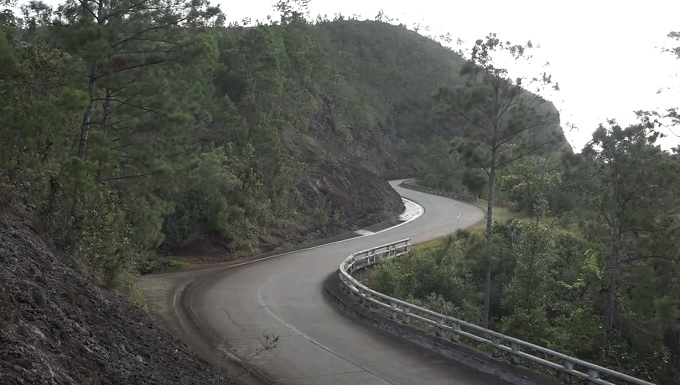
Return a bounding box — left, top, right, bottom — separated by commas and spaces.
434, 33, 561, 327
162, 149, 238, 247
5, 0, 225, 285
274, 0, 310, 24
42, 0, 220, 159
498, 160, 561, 340
566, 122, 680, 381
572, 122, 678, 328
417, 137, 463, 191
0, 8, 83, 205
461, 168, 487, 199
500, 155, 561, 219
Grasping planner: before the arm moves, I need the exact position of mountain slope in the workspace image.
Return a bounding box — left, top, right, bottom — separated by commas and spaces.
0, 203, 228, 384
1, 12, 569, 277
204, 19, 569, 255
308, 20, 568, 176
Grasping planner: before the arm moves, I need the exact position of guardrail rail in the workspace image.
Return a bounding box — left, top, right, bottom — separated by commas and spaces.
338, 239, 656, 385
399, 179, 478, 203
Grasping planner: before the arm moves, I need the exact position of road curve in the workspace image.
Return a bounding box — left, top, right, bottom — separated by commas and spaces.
141, 180, 506, 385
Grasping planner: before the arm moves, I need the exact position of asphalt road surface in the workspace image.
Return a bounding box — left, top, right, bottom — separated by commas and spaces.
141, 180, 510, 385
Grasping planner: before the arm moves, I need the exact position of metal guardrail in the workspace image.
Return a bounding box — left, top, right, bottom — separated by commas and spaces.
399, 179, 510, 209
338, 239, 656, 385
399, 179, 478, 204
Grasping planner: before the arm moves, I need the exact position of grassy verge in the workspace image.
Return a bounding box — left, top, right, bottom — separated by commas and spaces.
139, 256, 194, 275
411, 200, 524, 253
159, 257, 194, 270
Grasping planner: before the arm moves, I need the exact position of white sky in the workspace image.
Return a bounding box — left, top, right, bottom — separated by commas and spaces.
224, 0, 680, 151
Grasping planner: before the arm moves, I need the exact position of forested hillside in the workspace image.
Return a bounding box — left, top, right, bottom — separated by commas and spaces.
0, 0, 568, 288
311, 20, 568, 176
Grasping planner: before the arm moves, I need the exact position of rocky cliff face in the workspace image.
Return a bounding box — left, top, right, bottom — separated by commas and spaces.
290, 98, 405, 230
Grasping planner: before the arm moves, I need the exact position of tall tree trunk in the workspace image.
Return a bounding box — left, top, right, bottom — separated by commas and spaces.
101, 85, 112, 133
605, 240, 619, 330
482, 150, 497, 328
605, 182, 621, 330
77, 0, 105, 159
77, 61, 97, 159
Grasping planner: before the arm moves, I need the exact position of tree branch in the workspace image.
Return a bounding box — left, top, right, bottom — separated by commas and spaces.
95, 58, 167, 80
594, 202, 614, 229
77, 0, 98, 20
125, 36, 181, 46
620, 255, 673, 264
103, 0, 151, 21
112, 16, 189, 48
495, 138, 555, 170
108, 72, 144, 96
629, 227, 669, 233
98, 172, 153, 182
92, 97, 159, 114
494, 128, 523, 151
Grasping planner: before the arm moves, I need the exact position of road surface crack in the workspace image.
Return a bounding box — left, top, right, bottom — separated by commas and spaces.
221, 306, 247, 332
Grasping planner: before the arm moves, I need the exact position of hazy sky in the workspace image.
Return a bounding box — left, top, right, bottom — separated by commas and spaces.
223, 0, 680, 151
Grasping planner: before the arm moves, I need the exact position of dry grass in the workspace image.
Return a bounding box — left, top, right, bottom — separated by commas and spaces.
411, 200, 525, 253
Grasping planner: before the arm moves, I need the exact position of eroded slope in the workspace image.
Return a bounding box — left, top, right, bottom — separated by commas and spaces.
0, 203, 228, 385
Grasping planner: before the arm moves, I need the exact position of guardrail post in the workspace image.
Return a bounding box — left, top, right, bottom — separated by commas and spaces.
450, 322, 460, 343
510, 342, 520, 365
402, 307, 410, 325
491, 336, 501, 358
363, 291, 371, 308
562, 360, 574, 385
587, 368, 600, 385
358, 288, 365, 304
436, 317, 445, 337
390, 301, 398, 320
339, 275, 347, 293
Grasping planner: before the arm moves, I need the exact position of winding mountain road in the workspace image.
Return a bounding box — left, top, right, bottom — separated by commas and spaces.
141, 180, 507, 385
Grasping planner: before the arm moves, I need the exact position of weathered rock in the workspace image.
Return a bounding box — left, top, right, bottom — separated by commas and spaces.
0, 204, 227, 385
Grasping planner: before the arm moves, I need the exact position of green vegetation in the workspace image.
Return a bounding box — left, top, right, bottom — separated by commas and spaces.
375, 121, 680, 382
406, 39, 680, 383
411, 200, 522, 254
0, 0, 566, 292
6, 0, 676, 381
432, 34, 567, 327
373, 30, 680, 385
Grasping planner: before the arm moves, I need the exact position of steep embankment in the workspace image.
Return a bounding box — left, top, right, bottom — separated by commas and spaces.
0, 204, 226, 384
